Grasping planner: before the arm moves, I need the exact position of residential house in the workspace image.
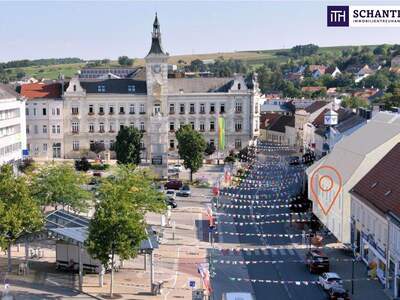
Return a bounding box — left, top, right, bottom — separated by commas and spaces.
325, 66, 341, 78
260, 113, 294, 144
350, 142, 400, 298
306, 112, 400, 244
355, 64, 375, 83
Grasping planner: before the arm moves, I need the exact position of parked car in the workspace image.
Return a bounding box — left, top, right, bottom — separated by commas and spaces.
177, 185, 191, 197
328, 286, 350, 300
165, 198, 177, 208
164, 180, 183, 190
306, 249, 330, 273
172, 164, 183, 172
165, 190, 176, 200
319, 272, 343, 290
289, 156, 300, 165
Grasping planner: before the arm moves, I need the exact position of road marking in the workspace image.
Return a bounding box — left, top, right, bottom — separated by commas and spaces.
45, 278, 60, 286
163, 246, 181, 300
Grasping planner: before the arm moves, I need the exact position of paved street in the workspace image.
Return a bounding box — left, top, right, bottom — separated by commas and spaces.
211, 143, 389, 300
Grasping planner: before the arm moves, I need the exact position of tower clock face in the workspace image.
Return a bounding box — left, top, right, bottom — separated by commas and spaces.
152, 64, 161, 74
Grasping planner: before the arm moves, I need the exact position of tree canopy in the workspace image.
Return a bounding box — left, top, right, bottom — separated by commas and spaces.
176, 125, 206, 181
118, 56, 134, 66
115, 126, 143, 165
31, 163, 92, 212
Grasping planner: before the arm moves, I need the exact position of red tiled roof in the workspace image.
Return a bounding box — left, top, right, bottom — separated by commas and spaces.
20, 83, 62, 100
260, 113, 281, 130
301, 86, 326, 93
351, 143, 400, 218
304, 100, 329, 114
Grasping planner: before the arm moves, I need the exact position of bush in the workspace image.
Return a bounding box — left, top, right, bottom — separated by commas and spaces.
18, 158, 35, 173
90, 163, 110, 171
75, 157, 91, 172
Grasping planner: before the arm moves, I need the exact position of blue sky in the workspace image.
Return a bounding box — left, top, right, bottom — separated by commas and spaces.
0, 0, 399, 62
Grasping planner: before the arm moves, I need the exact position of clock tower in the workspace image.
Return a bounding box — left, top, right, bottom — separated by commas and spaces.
145, 13, 169, 178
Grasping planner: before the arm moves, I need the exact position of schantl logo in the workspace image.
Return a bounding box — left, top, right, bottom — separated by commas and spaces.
327, 6, 349, 27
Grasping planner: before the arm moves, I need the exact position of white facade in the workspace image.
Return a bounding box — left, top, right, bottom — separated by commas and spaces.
0, 85, 26, 168
306, 112, 400, 244
26, 99, 64, 159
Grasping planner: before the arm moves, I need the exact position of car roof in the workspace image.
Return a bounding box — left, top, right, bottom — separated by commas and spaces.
324, 272, 340, 278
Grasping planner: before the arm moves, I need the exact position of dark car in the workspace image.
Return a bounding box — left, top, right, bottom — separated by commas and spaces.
164, 180, 183, 190
165, 198, 177, 208
306, 249, 330, 273
328, 286, 350, 300
289, 156, 300, 165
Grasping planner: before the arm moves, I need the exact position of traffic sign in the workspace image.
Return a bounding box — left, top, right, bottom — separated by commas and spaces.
189, 280, 196, 288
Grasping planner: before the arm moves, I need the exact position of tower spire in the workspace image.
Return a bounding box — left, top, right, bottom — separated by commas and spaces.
147, 13, 165, 56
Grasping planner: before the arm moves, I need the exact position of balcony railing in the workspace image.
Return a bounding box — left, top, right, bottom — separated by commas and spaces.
88, 112, 94, 115
119, 111, 125, 115
98, 111, 105, 115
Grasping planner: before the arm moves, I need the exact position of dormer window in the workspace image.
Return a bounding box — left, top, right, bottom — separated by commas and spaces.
73, 85, 77, 92
128, 85, 135, 93
97, 85, 106, 93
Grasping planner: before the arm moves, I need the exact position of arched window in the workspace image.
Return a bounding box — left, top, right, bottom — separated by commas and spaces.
237, 83, 241, 90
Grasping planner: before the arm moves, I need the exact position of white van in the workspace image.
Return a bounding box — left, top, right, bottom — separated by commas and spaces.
222, 292, 255, 300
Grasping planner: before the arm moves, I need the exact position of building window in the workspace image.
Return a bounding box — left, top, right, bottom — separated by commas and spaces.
97, 85, 106, 92
170, 140, 175, 149
154, 104, 161, 115
140, 104, 145, 114
119, 106, 125, 114
199, 122, 205, 132
179, 121, 184, 128
210, 103, 215, 114
180, 103, 185, 114
57, 125, 61, 134
42, 108, 47, 116
255, 103, 259, 114
235, 102, 242, 113
34, 125, 38, 134
33, 108, 36, 116
190, 121, 195, 130
128, 85, 135, 93
89, 105, 94, 114
238, 83, 241, 90
169, 122, 175, 132
51, 125, 56, 134
99, 106, 104, 115
109, 140, 115, 150
26, 125, 29, 134
220, 103, 225, 114
169, 103, 175, 114
109, 106, 114, 114
43, 143, 48, 152
210, 121, 215, 132
42, 125, 47, 134
200, 103, 205, 114
72, 107, 79, 115
72, 141, 80, 151
190, 103, 195, 114
129, 122, 134, 128
235, 120, 242, 132
140, 141, 145, 150
119, 123, 124, 130
72, 122, 79, 134
129, 104, 135, 114
109, 122, 115, 132
235, 139, 242, 149
99, 122, 105, 133
25, 108, 29, 116
140, 122, 145, 132
255, 119, 259, 132
89, 123, 94, 133
57, 108, 60, 115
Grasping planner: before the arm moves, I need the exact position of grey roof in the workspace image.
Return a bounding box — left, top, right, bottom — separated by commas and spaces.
0, 84, 19, 100
335, 114, 366, 133
168, 77, 234, 93
80, 79, 147, 94
45, 209, 158, 250
304, 100, 330, 113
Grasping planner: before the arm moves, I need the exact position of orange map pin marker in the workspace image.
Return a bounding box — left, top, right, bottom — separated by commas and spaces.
310, 165, 342, 216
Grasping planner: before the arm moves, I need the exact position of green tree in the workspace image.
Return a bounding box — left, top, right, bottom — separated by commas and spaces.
204, 142, 216, 156
115, 126, 143, 165
341, 96, 368, 109
86, 165, 165, 297
31, 163, 92, 212
0, 164, 43, 271
176, 125, 206, 182
75, 157, 91, 172
118, 56, 134, 66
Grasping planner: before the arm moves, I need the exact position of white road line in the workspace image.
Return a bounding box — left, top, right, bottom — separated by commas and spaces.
163, 246, 181, 300
45, 278, 60, 286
